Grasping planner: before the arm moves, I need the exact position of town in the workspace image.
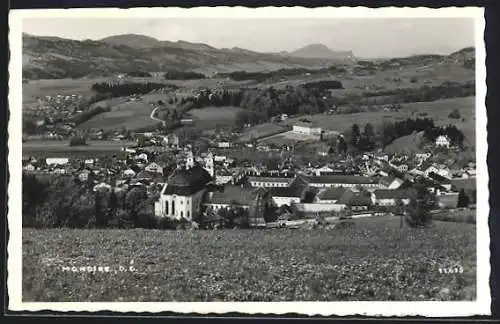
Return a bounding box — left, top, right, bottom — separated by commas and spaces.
22, 110, 476, 229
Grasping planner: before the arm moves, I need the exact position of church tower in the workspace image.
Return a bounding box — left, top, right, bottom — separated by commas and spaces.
203, 152, 215, 178
186, 151, 194, 170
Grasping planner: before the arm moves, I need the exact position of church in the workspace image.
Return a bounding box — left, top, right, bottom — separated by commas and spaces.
154, 162, 213, 221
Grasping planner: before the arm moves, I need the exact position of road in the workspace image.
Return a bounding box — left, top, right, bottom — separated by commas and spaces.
150, 107, 164, 123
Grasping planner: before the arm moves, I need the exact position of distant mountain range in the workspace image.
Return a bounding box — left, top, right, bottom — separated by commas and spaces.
22, 33, 356, 80
283, 43, 355, 61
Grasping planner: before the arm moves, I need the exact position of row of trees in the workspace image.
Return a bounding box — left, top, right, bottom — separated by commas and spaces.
91, 81, 176, 97
216, 66, 347, 82
164, 70, 206, 80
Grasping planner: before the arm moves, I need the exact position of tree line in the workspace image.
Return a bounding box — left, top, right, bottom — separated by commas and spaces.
22, 173, 159, 229
91, 81, 176, 97
164, 70, 206, 80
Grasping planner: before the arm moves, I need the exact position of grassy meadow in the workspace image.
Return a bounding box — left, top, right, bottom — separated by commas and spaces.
23, 216, 476, 302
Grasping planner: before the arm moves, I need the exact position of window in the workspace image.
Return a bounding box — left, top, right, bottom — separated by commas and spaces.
187, 211, 190, 218
165, 201, 169, 215
180, 211, 184, 218
172, 200, 176, 215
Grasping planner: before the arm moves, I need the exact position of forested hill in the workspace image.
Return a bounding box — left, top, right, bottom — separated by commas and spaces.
22, 33, 352, 80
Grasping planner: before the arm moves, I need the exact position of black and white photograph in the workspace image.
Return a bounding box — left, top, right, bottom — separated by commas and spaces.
8, 6, 489, 316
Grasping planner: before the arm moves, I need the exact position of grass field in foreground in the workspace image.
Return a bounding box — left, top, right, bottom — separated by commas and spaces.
23, 216, 476, 302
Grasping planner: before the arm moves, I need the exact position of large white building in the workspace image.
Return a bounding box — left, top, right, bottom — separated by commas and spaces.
154, 164, 213, 221
292, 121, 322, 136
435, 135, 450, 148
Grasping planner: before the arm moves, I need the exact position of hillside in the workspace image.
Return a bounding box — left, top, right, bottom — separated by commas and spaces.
22, 34, 352, 80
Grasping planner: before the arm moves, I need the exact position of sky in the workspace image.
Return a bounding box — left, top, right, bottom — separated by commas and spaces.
22, 17, 475, 58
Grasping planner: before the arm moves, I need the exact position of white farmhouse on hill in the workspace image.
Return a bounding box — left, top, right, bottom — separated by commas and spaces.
292, 121, 322, 136
435, 135, 450, 148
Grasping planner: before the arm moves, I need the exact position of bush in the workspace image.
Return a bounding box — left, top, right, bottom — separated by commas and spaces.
69, 136, 87, 146
448, 109, 461, 119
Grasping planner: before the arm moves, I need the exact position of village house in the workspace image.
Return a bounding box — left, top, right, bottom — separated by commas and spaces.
379, 176, 405, 189
435, 135, 451, 148
372, 189, 412, 206
437, 191, 460, 209
203, 185, 262, 211
217, 141, 232, 149
154, 164, 213, 221
45, 157, 69, 166
23, 162, 36, 172
300, 175, 381, 189
247, 176, 295, 188
123, 168, 137, 178
268, 177, 310, 207
163, 133, 179, 148
424, 165, 439, 177
292, 121, 322, 136
78, 169, 92, 182
145, 162, 167, 175
315, 187, 346, 204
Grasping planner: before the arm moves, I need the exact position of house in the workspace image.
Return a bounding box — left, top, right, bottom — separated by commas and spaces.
23, 163, 36, 172
145, 162, 166, 175
338, 192, 374, 212
435, 135, 450, 148
428, 172, 452, 191
93, 182, 113, 192
46, 157, 69, 166
292, 121, 322, 136
154, 164, 213, 221
247, 176, 294, 188
301, 175, 381, 189
373, 189, 412, 206
135, 153, 148, 162
395, 164, 408, 172
203, 185, 262, 211
424, 166, 439, 177
84, 159, 95, 166
78, 169, 92, 182
437, 191, 459, 209
135, 170, 158, 181
217, 141, 232, 148
123, 168, 137, 178
163, 134, 179, 148
315, 187, 347, 204
415, 152, 431, 162
268, 177, 310, 207
379, 176, 405, 189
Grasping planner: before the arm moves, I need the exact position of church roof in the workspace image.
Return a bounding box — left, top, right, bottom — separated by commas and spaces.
163, 164, 212, 195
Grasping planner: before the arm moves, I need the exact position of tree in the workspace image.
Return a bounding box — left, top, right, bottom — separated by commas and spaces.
457, 189, 470, 208
337, 136, 348, 155
448, 109, 461, 119
350, 124, 361, 148
94, 191, 106, 228
404, 184, 437, 228
363, 122, 375, 140
69, 135, 87, 146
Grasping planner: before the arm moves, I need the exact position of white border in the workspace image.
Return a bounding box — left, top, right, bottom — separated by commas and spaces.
8, 6, 489, 316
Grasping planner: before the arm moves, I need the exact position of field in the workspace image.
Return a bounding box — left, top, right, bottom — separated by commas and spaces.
23, 216, 476, 302
23, 78, 105, 107
78, 100, 158, 131
186, 106, 245, 130
282, 97, 475, 145
22, 140, 135, 158
238, 123, 289, 142
258, 130, 319, 146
